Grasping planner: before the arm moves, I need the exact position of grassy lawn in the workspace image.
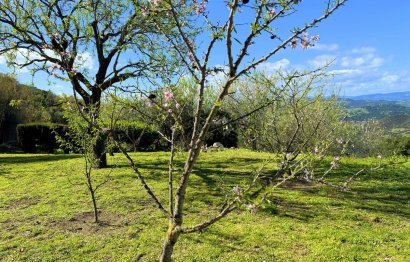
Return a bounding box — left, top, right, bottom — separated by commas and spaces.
0, 150, 409, 261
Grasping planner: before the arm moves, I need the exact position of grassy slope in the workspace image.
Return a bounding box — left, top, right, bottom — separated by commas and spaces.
0, 150, 409, 261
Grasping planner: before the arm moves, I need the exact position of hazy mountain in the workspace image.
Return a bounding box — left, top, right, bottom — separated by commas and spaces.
345, 91, 410, 101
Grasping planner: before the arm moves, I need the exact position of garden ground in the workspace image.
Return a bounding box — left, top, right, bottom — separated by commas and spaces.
0, 150, 409, 261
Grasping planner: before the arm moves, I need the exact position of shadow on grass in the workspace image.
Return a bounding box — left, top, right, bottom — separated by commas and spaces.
0, 154, 81, 165
111, 153, 410, 220
281, 180, 410, 220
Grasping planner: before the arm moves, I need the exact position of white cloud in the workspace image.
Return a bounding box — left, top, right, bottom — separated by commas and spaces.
329, 69, 363, 76
311, 43, 339, 51
0, 48, 95, 73
316, 46, 410, 95
308, 55, 336, 68
351, 47, 376, 54
381, 74, 399, 85
75, 51, 94, 70
340, 53, 383, 69
258, 59, 290, 73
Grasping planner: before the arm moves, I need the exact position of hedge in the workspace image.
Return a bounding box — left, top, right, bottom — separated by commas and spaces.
112, 122, 167, 151
17, 123, 68, 153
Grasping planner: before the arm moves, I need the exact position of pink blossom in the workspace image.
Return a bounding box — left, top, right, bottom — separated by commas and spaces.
194, 0, 208, 15
163, 89, 174, 102
232, 186, 242, 195
175, 102, 181, 109
303, 32, 309, 41
167, 108, 172, 114
300, 40, 311, 49
290, 39, 298, 48
71, 67, 77, 73
270, 8, 276, 17
41, 43, 51, 50
50, 64, 61, 70
311, 35, 320, 41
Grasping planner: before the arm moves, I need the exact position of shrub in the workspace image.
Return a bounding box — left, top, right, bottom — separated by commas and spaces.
379, 136, 410, 156
16, 123, 68, 153
111, 121, 166, 152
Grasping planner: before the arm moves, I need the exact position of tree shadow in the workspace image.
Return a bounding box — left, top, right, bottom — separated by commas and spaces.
0, 154, 81, 165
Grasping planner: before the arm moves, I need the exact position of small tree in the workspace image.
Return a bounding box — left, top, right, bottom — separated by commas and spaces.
97, 1, 348, 260
57, 100, 111, 223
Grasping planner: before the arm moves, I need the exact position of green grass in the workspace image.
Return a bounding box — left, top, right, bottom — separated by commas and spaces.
0, 150, 409, 261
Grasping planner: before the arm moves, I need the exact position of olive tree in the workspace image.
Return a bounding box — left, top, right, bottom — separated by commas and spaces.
225, 70, 347, 153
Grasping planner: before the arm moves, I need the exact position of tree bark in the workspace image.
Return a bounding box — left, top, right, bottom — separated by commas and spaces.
90, 189, 99, 223
93, 130, 108, 168
160, 223, 181, 262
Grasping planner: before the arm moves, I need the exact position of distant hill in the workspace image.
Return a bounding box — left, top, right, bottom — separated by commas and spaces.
345, 91, 410, 101
340, 98, 410, 122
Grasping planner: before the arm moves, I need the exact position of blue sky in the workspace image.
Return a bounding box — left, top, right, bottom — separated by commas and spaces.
253, 0, 410, 96
1, 0, 409, 96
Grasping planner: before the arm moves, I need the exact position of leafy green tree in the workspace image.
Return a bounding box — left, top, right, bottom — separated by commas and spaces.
0, 74, 63, 144
0, 0, 177, 167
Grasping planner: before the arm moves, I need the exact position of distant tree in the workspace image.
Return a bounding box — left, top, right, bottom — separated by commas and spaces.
0, 74, 63, 143
0, 74, 18, 134
225, 70, 346, 154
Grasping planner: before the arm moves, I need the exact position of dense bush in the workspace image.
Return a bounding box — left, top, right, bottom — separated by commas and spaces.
111, 122, 166, 152
379, 136, 410, 156
17, 123, 68, 153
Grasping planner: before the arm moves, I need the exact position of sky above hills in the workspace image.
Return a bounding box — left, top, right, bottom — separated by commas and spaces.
1, 0, 409, 96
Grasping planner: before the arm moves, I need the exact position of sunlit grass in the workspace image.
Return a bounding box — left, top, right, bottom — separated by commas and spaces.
0, 150, 409, 261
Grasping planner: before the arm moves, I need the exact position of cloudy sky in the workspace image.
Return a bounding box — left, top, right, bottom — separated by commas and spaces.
253, 0, 410, 96
1, 0, 409, 96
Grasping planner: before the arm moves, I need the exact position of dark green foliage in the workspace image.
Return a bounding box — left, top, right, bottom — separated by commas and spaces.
16, 123, 68, 153
112, 122, 166, 152
343, 99, 410, 121
204, 112, 238, 148
0, 74, 66, 144
380, 136, 410, 156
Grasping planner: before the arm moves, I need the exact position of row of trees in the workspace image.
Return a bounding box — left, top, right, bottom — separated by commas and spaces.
0, 74, 64, 144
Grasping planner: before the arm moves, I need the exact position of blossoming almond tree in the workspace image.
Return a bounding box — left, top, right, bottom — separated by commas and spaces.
0, 0, 178, 167
110, 0, 348, 260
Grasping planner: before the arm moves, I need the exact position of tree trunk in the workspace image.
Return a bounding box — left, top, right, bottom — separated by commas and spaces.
90, 189, 99, 223
160, 224, 181, 262
93, 130, 108, 168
